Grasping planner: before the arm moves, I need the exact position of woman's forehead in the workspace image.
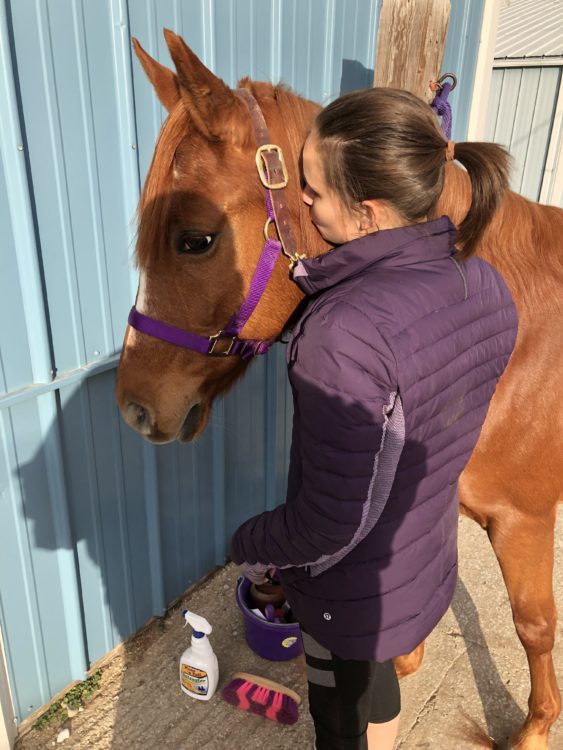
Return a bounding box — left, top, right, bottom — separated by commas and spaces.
302, 133, 323, 185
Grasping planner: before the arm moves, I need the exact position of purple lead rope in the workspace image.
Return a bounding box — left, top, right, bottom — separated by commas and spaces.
431, 80, 453, 139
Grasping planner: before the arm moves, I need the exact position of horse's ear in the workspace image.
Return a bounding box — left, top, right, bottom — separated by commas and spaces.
163, 29, 252, 146
132, 37, 181, 112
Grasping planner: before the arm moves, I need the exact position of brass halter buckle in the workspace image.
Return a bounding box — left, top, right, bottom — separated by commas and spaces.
255, 144, 289, 189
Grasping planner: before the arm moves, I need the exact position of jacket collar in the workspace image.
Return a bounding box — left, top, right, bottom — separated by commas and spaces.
292, 216, 457, 295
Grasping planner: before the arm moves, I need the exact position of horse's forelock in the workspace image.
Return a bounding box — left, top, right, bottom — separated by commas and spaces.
136, 78, 326, 270
136, 105, 191, 268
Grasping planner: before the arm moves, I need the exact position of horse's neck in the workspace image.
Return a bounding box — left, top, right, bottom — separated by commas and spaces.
438, 163, 563, 315
243, 83, 328, 336
244, 83, 326, 254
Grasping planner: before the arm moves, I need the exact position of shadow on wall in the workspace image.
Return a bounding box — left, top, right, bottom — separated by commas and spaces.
340, 59, 374, 95
14, 367, 422, 744
8, 190, 252, 720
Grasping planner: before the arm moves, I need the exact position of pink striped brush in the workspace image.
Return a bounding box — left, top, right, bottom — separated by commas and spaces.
221, 672, 301, 725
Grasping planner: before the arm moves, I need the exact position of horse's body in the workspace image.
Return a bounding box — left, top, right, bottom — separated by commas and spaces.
116, 31, 563, 748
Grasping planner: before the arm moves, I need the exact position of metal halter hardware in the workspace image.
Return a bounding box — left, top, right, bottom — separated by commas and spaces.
127, 88, 304, 359
255, 144, 289, 189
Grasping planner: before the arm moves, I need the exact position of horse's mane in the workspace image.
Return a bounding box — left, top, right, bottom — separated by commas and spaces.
437, 163, 563, 315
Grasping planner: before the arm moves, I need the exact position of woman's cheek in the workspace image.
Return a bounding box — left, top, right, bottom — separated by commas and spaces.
310, 204, 321, 225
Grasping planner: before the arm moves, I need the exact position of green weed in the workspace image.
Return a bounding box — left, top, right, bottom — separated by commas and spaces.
32, 669, 102, 730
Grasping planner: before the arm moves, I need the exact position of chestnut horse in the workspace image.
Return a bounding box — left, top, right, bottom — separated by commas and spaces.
116, 30, 563, 748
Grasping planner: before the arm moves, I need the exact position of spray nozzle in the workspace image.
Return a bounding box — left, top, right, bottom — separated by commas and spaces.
182, 610, 212, 638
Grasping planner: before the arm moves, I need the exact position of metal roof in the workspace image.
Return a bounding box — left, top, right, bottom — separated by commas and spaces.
495, 0, 563, 60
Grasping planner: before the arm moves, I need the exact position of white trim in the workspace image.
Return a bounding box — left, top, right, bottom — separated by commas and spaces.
467, 0, 502, 140
0, 629, 16, 750
539, 74, 563, 207
493, 57, 563, 68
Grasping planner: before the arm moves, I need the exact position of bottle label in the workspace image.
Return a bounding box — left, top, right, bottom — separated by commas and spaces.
181, 664, 209, 696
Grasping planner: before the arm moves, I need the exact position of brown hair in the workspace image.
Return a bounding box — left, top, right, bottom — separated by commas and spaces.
313, 88, 511, 259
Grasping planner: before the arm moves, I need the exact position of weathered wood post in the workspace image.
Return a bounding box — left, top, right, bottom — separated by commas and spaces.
374, 0, 451, 101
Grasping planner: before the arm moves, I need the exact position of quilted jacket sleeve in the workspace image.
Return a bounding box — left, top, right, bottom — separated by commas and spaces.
231, 302, 403, 575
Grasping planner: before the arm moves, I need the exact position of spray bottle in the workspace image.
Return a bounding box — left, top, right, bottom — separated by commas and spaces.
179, 611, 219, 701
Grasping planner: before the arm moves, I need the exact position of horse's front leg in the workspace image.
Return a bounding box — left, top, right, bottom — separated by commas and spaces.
488, 506, 561, 749
393, 641, 425, 678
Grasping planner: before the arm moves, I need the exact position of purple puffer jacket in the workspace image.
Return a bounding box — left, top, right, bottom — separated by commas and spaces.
231, 216, 518, 662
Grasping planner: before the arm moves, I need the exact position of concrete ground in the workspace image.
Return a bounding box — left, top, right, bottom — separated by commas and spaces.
16, 511, 563, 750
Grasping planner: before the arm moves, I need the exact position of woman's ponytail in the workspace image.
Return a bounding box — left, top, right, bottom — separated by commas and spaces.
451, 141, 512, 259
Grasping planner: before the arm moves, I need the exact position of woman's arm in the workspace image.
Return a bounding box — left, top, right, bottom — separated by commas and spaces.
231, 304, 402, 575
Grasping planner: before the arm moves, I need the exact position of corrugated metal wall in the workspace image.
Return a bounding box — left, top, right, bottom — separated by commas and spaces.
442, 0, 488, 141
484, 0, 563, 204
485, 65, 562, 202
0, 0, 485, 727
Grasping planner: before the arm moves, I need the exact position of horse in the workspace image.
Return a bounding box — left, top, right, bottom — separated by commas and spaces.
115, 29, 563, 749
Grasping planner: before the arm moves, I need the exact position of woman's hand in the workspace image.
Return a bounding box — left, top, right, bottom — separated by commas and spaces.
239, 562, 276, 584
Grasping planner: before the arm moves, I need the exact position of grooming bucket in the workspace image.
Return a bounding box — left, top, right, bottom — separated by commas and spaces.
236, 576, 302, 661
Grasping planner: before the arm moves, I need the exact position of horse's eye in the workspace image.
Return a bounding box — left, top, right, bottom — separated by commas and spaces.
177, 234, 215, 255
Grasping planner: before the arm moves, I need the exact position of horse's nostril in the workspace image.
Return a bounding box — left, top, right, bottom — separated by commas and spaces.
135, 406, 146, 425
179, 402, 203, 442
126, 402, 153, 435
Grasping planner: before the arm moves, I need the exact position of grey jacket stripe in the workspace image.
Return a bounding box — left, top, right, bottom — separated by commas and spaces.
306, 665, 336, 687
302, 631, 332, 660
449, 256, 468, 300
308, 392, 406, 577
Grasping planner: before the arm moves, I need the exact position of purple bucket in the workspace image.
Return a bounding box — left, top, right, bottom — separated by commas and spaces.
236, 576, 302, 661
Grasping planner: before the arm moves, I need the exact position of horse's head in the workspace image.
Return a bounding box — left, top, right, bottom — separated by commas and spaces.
116, 30, 326, 443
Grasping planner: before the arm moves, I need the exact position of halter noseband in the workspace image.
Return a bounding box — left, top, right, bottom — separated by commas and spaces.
127, 88, 304, 359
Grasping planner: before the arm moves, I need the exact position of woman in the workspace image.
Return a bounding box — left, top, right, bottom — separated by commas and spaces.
231, 87, 518, 750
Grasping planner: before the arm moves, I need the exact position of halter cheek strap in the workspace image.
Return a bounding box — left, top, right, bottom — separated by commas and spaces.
127, 88, 303, 359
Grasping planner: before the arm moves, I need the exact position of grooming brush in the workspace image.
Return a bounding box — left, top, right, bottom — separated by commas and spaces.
249, 575, 286, 610
221, 672, 301, 725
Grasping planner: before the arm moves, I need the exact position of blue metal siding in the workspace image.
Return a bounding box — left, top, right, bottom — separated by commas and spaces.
0, 397, 86, 714
9, 0, 138, 374
443, 0, 486, 141
0, 162, 33, 395
0, 0, 486, 726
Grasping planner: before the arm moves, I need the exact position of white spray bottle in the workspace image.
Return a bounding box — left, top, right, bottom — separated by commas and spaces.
179, 610, 219, 701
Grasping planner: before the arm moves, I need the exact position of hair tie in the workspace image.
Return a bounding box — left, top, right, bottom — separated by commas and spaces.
445, 141, 456, 162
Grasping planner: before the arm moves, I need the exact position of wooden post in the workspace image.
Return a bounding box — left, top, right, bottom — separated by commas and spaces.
374, 0, 451, 102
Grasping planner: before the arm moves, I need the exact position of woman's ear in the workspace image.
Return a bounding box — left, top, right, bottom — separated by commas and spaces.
359, 200, 384, 232
360, 199, 405, 231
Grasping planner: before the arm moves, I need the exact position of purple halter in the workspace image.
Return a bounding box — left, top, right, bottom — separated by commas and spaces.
127, 88, 303, 359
